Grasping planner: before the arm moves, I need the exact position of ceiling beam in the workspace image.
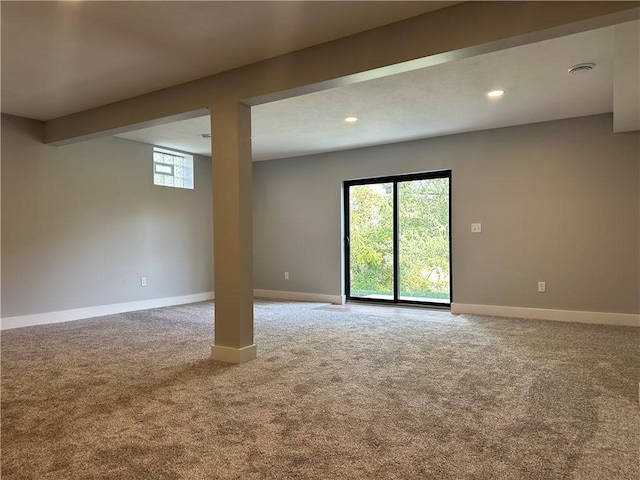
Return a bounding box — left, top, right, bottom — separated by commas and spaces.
45, 1, 640, 145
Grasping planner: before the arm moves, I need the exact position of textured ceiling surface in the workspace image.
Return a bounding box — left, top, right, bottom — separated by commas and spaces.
117, 23, 621, 161
250, 25, 615, 161
2, 2, 637, 161
1, 0, 457, 120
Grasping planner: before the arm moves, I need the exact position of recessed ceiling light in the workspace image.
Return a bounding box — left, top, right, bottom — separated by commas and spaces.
487, 90, 505, 98
344, 116, 359, 123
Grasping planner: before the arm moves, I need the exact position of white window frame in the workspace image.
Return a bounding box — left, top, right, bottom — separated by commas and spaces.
153, 147, 194, 190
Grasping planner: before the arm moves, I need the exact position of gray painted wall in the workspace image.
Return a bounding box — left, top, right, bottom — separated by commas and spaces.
3, 113, 639, 319
1, 114, 213, 318
253, 114, 639, 314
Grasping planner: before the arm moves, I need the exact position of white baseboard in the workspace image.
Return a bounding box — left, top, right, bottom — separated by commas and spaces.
0, 292, 215, 330
451, 303, 640, 327
0, 289, 342, 330
253, 289, 344, 305
211, 344, 257, 364
4, 295, 635, 330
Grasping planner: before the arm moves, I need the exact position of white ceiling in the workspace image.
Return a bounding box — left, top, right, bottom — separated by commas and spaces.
0, 0, 457, 120
116, 23, 625, 161
2, 2, 637, 162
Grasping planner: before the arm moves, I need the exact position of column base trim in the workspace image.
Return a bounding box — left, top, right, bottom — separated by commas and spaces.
211, 344, 257, 364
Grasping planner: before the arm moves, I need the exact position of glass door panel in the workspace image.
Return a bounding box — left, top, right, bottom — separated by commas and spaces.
348, 183, 394, 300
398, 178, 450, 303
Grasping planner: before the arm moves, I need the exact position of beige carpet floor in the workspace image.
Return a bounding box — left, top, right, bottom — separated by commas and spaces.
1, 300, 638, 479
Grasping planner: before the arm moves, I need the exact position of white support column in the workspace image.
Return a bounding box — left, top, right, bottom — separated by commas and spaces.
210, 102, 256, 364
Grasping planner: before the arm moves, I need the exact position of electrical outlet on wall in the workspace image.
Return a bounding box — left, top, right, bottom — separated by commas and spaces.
284, 272, 289, 280
141, 277, 147, 287
538, 281, 546, 293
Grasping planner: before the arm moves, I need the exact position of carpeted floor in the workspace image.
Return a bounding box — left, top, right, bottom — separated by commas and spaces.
1, 300, 638, 479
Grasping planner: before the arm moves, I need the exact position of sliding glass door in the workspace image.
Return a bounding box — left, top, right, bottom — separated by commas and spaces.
347, 182, 395, 300
345, 171, 451, 306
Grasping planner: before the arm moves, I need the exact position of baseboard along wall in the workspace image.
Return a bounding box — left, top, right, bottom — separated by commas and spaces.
0, 290, 344, 330
3, 292, 637, 330
253, 289, 345, 305
451, 303, 640, 327
0, 292, 215, 330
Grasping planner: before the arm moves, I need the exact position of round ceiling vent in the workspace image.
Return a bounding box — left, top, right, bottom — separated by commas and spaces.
568, 63, 595, 75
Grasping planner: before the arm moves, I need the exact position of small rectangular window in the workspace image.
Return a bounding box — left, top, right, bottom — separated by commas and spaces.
153, 147, 194, 190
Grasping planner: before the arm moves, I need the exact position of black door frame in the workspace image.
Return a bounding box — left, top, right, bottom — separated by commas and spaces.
344, 170, 452, 308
